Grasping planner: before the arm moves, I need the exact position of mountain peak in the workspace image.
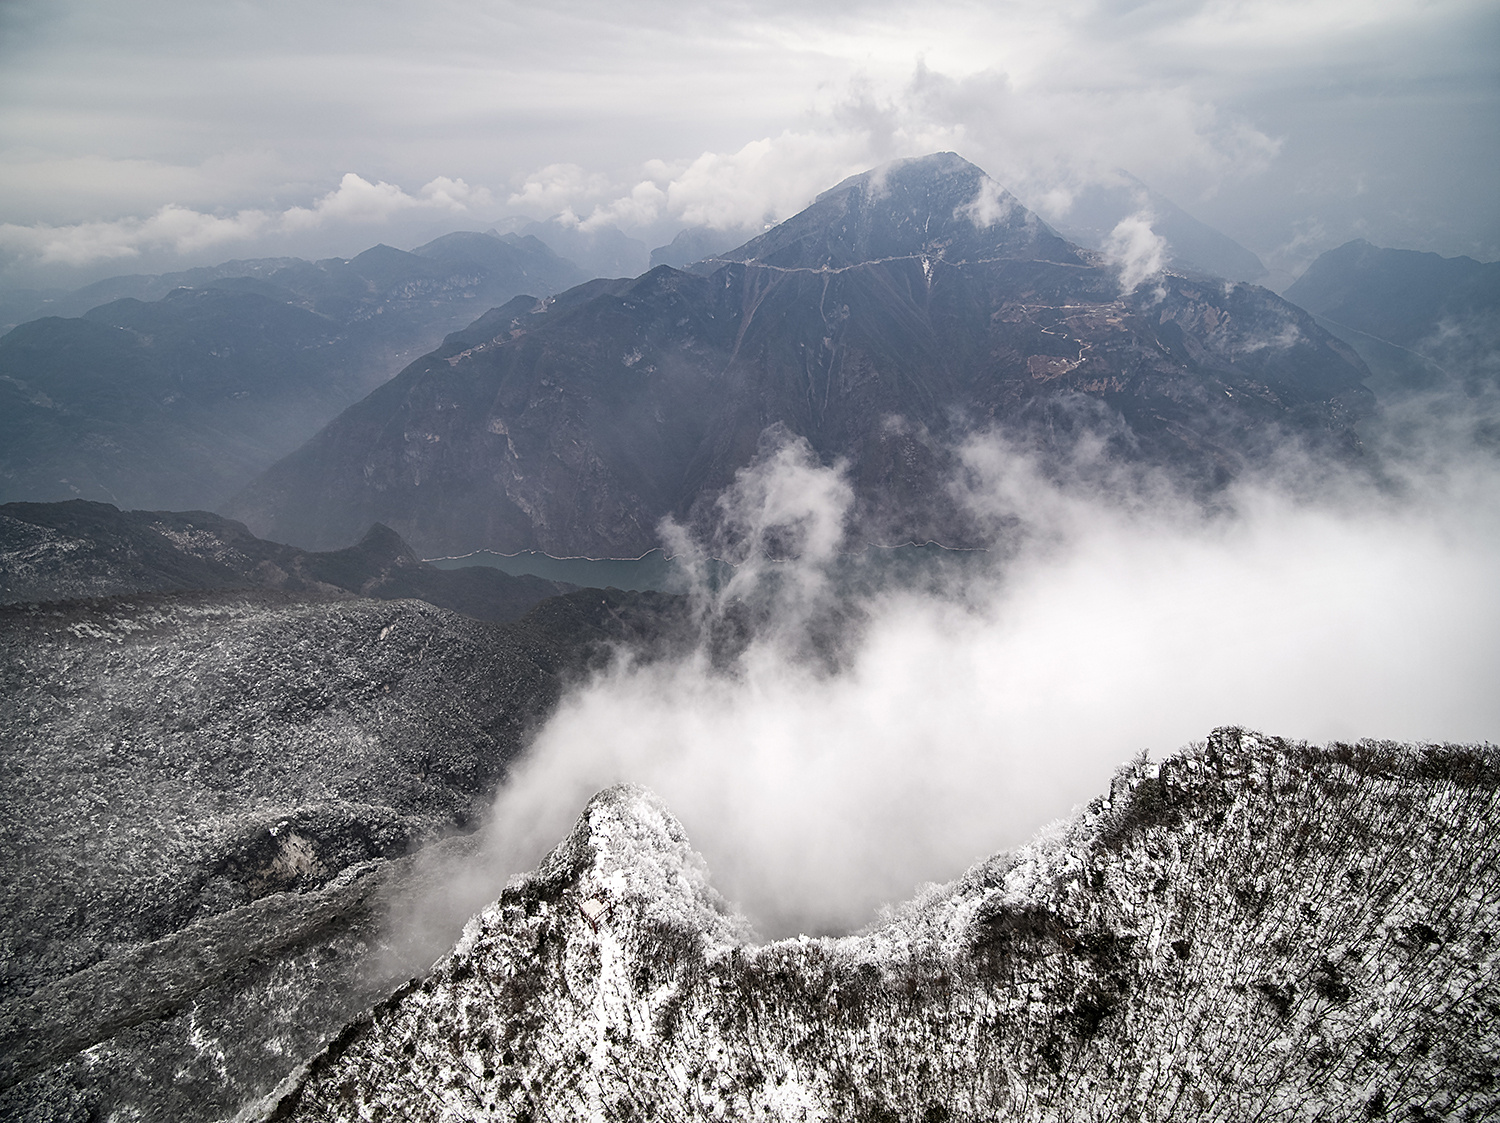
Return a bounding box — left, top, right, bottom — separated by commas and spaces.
539, 786, 730, 908
814, 150, 984, 203
706, 151, 1081, 272
350, 521, 419, 563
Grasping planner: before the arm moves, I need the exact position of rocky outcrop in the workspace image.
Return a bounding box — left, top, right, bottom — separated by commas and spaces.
273, 729, 1500, 1122
230, 154, 1374, 558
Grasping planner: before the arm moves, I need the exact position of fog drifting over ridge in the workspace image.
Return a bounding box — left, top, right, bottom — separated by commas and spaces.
418, 402, 1500, 941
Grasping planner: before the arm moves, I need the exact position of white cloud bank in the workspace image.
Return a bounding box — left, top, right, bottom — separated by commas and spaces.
1102, 209, 1169, 292
2, 0, 1494, 283
506, 130, 913, 238
0, 173, 492, 266
498, 60, 1280, 242
424, 424, 1500, 943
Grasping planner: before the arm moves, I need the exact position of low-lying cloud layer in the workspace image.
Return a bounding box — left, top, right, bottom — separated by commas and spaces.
419, 413, 1500, 944
0, 173, 491, 267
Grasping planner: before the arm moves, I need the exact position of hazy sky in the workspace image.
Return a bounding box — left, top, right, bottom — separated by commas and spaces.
0, 0, 1496, 286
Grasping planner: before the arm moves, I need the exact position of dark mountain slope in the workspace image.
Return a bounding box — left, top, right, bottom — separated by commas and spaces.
1284, 239, 1500, 400
0, 235, 587, 509
232, 154, 1373, 557
0, 499, 571, 623
0, 288, 368, 509
1286, 239, 1500, 352
274, 728, 1500, 1121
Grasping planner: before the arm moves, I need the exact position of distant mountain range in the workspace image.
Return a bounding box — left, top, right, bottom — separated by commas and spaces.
0, 232, 586, 510
1285, 239, 1500, 399
229, 153, 1373, 557
491, 216, 651, 280
1286, 239, 1500, 351
1040, 171, 1268, 283
648, 226, 742, 270
0, 231, 586, 339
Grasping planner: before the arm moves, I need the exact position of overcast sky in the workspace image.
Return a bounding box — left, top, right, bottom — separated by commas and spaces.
0, 0, 1495, 287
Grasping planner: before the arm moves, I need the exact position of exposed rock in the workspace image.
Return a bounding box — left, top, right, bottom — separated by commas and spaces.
273, 729, 1500, 1121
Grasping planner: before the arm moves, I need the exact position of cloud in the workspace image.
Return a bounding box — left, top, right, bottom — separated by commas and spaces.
1101, 209, 1168, 291
661, 430, 854, 642
494, 55, 1285, 243
507, 164, 613, 218
956, 177, 1016, 229
0, 173, 493, 266
578, 180, 669, 233
0, 204, 273, 266
282, 172, 490, 230
417, 417, 1500, 943
2, 0, 1494, 287
504, 132, 901, 238
658, 133, 889, 232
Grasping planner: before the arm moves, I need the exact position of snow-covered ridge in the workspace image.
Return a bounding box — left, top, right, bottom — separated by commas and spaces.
269, 728, 1500, 1122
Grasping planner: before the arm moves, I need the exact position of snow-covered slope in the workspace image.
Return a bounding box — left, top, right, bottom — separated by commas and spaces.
270, 727, 1500, 1121
0, 583, 687, 1120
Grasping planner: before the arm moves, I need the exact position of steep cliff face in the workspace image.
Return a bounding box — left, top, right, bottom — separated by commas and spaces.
272, 728, 1500, 1122
231, 155, 1373, 557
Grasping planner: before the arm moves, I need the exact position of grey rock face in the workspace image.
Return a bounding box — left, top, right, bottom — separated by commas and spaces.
232, 154, 1373, 557
273, 729, 1500, 1122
